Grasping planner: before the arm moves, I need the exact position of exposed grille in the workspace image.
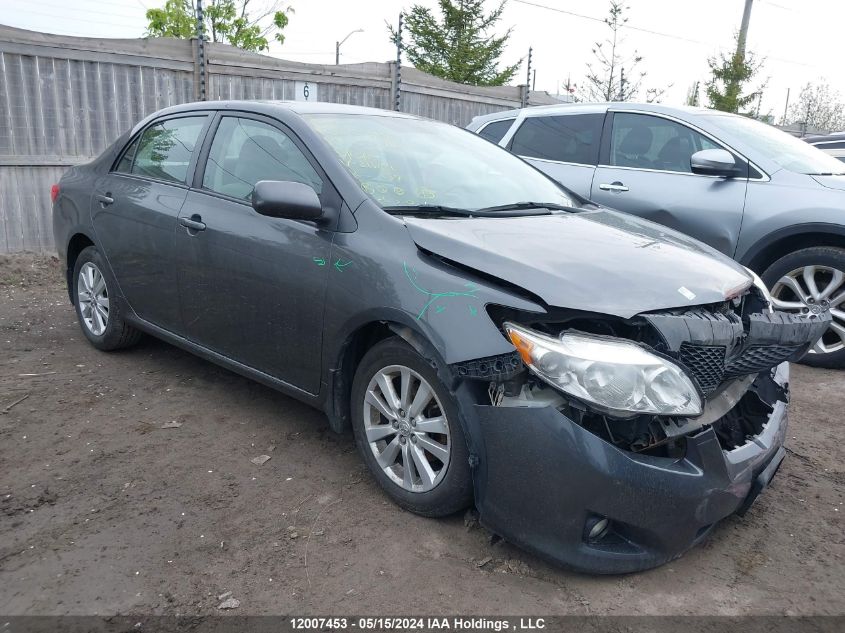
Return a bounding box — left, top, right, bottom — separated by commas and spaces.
679, 343, 726, 394
724, 345, 800, 379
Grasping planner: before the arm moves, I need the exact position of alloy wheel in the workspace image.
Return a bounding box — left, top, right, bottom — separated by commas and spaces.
770, 265, 845, 354
77, 262, 110, 336
362, 365, 451, 493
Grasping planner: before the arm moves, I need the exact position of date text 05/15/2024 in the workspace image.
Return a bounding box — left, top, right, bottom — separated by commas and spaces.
290, 617, 547, 630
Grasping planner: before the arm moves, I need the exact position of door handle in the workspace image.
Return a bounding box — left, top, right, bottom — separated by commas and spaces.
598, 182, 629, 192
179, 215, 206, 232
95, 192, 114, 206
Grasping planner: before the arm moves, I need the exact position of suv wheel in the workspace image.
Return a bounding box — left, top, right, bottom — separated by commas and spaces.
351, 337, 473, 517
762, 246, 845, 368
72, 246, 142, 351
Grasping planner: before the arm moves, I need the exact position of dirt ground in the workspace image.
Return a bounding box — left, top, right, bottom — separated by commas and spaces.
0, 253, 843, 617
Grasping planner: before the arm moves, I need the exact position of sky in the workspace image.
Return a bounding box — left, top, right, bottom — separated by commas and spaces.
3, 0, 844, 119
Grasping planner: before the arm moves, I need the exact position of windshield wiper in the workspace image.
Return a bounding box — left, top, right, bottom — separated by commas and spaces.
383, 204, 555, 217
382, 205, 476, 217
473, 201, 575, 213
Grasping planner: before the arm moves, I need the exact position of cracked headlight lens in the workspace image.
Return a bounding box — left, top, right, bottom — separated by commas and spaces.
504, 322, 702, 417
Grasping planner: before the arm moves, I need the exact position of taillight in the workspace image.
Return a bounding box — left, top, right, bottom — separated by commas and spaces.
50, 184, 60, 204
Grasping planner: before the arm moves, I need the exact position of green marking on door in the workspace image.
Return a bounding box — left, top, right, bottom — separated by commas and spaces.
334, 259, 352, 272
313, 257, 326, 266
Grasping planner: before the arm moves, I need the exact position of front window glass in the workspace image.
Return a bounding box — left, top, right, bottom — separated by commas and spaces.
511, 114, 603, 165
304, 114, 575, 210
610, 113, 720, 173
706, 114, 845, 175
202, 117, 323, 200
131, 116, 206, 183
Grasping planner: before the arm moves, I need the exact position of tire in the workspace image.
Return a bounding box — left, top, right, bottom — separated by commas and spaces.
761, 246, 845, 369
72, 246, 142, 351
350, 337, 473, 517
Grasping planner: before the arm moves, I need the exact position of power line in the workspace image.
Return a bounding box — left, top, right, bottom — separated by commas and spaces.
511, 0, 817, 68
9, 0, 144, 19
6, 8, 143, 29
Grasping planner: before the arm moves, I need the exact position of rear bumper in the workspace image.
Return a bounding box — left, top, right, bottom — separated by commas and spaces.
472, 363, 789, 574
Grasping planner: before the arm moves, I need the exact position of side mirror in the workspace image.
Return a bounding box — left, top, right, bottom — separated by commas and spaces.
690, 149, 737, 177
251, 180, 323, 221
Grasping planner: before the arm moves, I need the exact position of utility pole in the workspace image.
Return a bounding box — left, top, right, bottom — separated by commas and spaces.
195, 0, 206, 101
736, 0, 754, 59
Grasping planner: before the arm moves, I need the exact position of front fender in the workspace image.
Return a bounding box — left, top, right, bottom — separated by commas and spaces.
737, 221, 845, 268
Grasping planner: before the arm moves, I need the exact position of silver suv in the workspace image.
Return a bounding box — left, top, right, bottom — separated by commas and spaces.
468, 103, 845, 367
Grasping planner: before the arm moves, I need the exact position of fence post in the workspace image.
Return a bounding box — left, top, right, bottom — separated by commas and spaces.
194, 0, 207, 101
393, 13, 402, 111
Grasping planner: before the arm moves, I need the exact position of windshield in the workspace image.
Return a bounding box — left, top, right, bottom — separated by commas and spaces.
706, 114, 845, 175
304, 113, 576, 211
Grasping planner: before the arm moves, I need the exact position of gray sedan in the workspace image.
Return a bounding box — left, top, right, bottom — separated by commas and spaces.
468, 103, 845, 367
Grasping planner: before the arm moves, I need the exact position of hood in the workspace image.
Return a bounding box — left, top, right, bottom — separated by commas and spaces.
403, 209, 752, 319
811, 174, 845, 192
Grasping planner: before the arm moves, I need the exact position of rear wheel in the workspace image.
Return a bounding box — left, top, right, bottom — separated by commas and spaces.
762, 246, 845, 368
351, 337, 473, 517
72, 246, 141, 351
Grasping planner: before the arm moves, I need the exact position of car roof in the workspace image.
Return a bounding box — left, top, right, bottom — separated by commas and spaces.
469, 102, 729, 127
131, 100, 420, 134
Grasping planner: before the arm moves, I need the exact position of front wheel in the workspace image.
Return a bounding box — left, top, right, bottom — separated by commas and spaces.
350, 337, 473, 517
761, 246, 845, 368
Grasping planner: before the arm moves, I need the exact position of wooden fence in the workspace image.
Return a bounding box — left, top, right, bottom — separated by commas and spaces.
0, 25, 556, 253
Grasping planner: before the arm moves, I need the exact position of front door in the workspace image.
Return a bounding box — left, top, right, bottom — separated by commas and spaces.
91, 114, 209, 333
590, 112, 748, 256
175, 114, 334, 393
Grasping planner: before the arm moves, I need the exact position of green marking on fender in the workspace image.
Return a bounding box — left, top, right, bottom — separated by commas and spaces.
334, 259, 352, 272
313, 257, 326, 266
403, 261, 479, 320
468, 305, 477, 316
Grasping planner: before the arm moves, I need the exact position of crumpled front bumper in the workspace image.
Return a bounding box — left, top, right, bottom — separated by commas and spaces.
472, 363, 789, 574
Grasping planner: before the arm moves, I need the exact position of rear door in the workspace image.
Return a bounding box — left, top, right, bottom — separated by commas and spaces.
91, 113, 210, 333
175, 113, 336, 393
505, 113, 604, 198
590, 111, 748, 255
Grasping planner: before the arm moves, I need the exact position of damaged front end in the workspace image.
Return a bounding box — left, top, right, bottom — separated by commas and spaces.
455, 282, 828, 574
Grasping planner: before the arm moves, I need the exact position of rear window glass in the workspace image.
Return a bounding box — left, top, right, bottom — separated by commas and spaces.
510, 114, 603, 165
131, 116, 206, 184
478, 118, 514, 144
115, 136, 140, 173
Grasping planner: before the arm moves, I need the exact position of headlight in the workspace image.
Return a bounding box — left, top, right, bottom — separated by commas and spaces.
504, 323, 703, 417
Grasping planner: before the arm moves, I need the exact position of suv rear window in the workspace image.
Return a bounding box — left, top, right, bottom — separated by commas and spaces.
509, 114, 603, 165
478, 118, 515, 143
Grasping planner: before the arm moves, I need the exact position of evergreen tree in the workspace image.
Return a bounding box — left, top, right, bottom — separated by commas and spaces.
705, 35, 765, 113
389, 0, 520, 87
